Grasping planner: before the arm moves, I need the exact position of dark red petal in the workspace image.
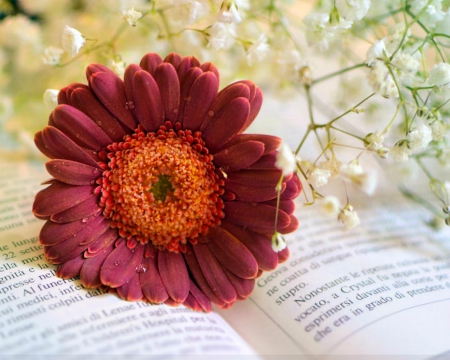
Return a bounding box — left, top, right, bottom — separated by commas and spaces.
45, 159, 101, 186
177, 55, 201, 81
56, 255, 84, 278
70, 87, 126, 142
117, 272, 144, 301
278, 247, 290, 263
281, 174, 302, 200
222, 134, 281, 156
279, 214, 299, 234
80, 243, 114, 288
199, 83, 250, 132
45, 238, 88, 264
263, 199, 296, 215
39, 212, 104, 246
225, 269, 255, 299
140, 255, 169, 304
203, 97, 250, 153
158, 251, 189, 303
183, 244, 227, 307
248, 151, 277, 170
86, 227, 118, 253
206, 226, 258, 279
241, 85, 263, 132
224, 201, 291, 232
186, 280, 211, 313
140, 53, 163, 75
50, 195, 100, 223
100, 241, 144, 288
132, 70, 165, 132
200, 62, 220, 83
227, 169, 285, 187
164, 52, 182, 68
39, 126, 101, 168
221, 220, 278, 271
192, 243, 237, 303
178, 67, 203, 124
88, 71, 137, 130
214, 141, 265, 172
123, 63, 141, 102
224, 181, 282, 202
86, 63, 112, 78
33, 182, 94, 217
154, 63, 180, 123
182, 72, 218, 132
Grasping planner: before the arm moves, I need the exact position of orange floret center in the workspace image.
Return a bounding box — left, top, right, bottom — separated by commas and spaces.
97, 123, 225, 252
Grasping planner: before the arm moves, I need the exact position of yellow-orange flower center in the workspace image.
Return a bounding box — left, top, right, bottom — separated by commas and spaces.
97, 123, 224, 252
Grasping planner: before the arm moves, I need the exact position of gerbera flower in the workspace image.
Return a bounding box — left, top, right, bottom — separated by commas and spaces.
33, 52, 301, 311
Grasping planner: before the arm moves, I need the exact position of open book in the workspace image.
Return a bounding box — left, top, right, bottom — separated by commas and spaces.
1, 159, 450, 358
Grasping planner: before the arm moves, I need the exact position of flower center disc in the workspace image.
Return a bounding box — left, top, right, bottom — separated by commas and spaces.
99, 125, 224, 252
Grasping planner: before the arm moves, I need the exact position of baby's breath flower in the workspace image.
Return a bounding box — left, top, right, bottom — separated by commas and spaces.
303, 11, 333, 51
364, 131, 385, 151
391, 52, 420, 79
410, 0, 444, 28
42, 46, 64, 65
307, 167, 331, 188
43, 89, 59, 109
366, 39, 387, 66
61, 25, 85, 57
431, 121, 449, 141
368, 61, 399, 98
319, 158, 341, 177
121, 7, 143, 27
407, 122, 433, 152
275, 144, 297, 176
320, 196, 341, 216
247, 34, 269, 66
207, 22, 229, 50
217, 1, 242, 23
271, 232, 287, 252
110, 59, 126, 77
338, 204, 360, 231
335, 0, 371, 22
390, 140, 411, 162
429, 62, 450, 88
340, 159, 377, 195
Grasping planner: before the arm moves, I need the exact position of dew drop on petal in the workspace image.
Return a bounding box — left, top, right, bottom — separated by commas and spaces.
114, 261, 120, 266
81, 217, 88, 223
96, 121, 102, 126
208, 110, 214, 117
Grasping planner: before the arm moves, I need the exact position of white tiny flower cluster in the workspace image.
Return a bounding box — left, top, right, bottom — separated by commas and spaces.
275, 144, 297, 176
121, 7, 143, 27
61, 25, 85, 57
340, 160, 377, 195
390, 121, 433, 162
319, 197, 361, 231
335, 0, 371, 22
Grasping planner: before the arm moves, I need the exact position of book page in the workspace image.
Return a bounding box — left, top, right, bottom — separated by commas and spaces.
218, 190, 450, 357
0, 161, 257, 356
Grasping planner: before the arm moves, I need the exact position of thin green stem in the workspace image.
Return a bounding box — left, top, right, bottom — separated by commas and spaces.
312, 63, 366, 85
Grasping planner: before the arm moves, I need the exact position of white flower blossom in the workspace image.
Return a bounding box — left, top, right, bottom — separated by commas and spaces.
368, 61, 399, 98
307, 167, 331, 188
391, 52, 420, 79
303, 12, 334, 51
275, 144, 297, 176
61, 25, 85, 57
366, 39, 387, 66
171, 0, 209, 26
319, 158, 341, 177
429, 62, 450, 88
42, 46, 64, 65
121, 7, 143, 26
407, 122, 433, 152
340, 160, 377, 195
365, 131, 385, 151
43, 89, 59, 109
390, 140, 411, 162
335, 0, 371, 22
431, 121, 449, 141
207, 22, 228, 50
217, 1, 242, 23
320, 196, 341, 216
410, 0, 444, 29
271, 232, 287, 252
247, 34, 269, 66
110, 59, 126, 77
338, 204, 360, 231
